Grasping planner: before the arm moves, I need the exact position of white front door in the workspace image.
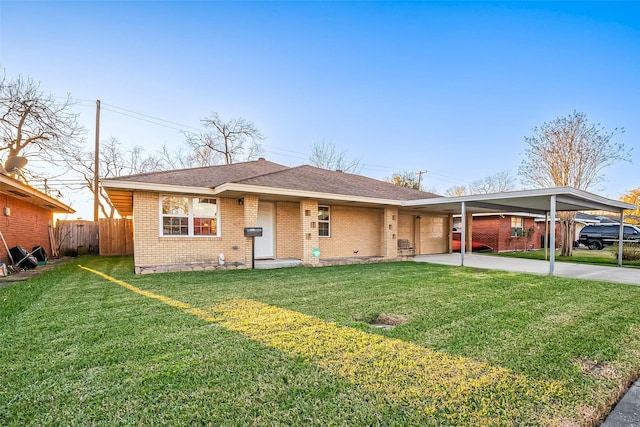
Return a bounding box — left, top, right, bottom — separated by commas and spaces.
255, 202, 275, 259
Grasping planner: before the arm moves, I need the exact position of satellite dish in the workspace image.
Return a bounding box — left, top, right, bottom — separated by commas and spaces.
5, 156, 28, 173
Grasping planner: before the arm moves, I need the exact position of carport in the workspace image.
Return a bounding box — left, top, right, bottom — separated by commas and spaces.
403, 187, 636, 275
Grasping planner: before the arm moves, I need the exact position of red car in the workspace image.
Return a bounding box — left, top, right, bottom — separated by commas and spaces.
452, 231, 493, 252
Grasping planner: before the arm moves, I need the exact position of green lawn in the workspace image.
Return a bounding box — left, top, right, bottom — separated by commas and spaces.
2, 256, 640, 426
489, 247, 640, 268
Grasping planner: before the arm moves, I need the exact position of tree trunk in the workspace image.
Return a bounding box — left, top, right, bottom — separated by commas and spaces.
558, 212, 576, 256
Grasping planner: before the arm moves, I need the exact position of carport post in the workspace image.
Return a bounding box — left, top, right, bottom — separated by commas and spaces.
549, 195, 556, 275
618, 210, 624, 266
544, 212, 549, 261
460, 201, 466, 266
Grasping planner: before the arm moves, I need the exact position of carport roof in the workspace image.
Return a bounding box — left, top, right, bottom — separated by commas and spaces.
402, 187, 634, 215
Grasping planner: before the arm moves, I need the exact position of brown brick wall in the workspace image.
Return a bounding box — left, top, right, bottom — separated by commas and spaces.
382, 208, 398, 258
243, 195, 259, 262
397, 213, 415, 245
300, 200, 319, 264
276, 201, 301, 259
418, 215, 448, 254
0, 193, 53, 264
133, 192, 248, 268
319, 205, 383, 257
132, 190, 455, 269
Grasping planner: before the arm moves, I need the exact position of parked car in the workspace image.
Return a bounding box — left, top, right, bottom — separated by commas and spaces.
577, 224, 640, 250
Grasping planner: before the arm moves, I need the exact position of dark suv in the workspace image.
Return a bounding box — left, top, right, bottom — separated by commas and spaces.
578, 224, 640, 250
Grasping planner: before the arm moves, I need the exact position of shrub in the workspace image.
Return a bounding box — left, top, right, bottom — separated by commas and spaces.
612, 243, 640, 261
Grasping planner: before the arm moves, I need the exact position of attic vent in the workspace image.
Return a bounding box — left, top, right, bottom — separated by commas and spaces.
7, 190, 29, 198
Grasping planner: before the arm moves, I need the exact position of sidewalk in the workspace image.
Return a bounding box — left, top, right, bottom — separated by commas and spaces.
415, 253, 640, 426
414, 253, 640, 285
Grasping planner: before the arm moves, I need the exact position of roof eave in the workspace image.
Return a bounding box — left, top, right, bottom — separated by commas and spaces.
101, 179, 217, 196
0, 174, 75, 214
213, 183, 404, 205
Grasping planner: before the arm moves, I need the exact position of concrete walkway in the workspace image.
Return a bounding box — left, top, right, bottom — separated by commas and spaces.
415, 253, 640, 426
414, 253, 640, 285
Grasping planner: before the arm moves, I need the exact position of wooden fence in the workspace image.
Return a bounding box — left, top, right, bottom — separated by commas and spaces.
99, 218, 134, 256
55, 220, 99, 255
55, 218, 134, 256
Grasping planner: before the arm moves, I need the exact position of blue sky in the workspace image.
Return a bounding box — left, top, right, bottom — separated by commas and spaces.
0, 1, 638, 217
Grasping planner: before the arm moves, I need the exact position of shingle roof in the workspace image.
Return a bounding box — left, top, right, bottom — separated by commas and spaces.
104, 159, 289, 187
235, 165, 439, 200
106, 159, 440, 201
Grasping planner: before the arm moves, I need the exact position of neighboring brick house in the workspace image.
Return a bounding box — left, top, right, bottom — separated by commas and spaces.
459, 212, 603, 252
0, 173, 74, 264
103, 159, 453, 273
469, 214, 547, 252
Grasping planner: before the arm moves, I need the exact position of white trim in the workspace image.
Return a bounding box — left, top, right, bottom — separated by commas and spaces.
104, 179, 217, 196
213, 183, 404, 206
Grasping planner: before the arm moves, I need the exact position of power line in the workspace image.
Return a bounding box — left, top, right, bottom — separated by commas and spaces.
102, 102, 201, 132
100, 106, 192, 133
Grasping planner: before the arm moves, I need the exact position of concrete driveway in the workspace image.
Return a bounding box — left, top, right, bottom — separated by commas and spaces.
415, 253, 640, 286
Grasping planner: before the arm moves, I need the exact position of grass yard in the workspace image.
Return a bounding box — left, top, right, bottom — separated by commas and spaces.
2, 256, 640, 426
490, 247, 640, 268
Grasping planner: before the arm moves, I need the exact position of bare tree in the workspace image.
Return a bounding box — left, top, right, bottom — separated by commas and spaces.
519, 111, 630, 255
0, 72, 84, 173
158, 143, 210, 169
385, 170, 422, 190
67, 137, 164, 218
469, 171, 515, 194
444, 171, 514, 196
309, 139, 362, 173
183, 112, 264, 165
445, 185, 469, 196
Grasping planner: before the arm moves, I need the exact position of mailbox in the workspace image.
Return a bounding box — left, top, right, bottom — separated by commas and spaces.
244, 227, 263, 237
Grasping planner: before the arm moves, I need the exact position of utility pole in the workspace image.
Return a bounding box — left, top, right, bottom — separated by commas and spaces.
94, 99, 100, 222
416, 170, 428, 190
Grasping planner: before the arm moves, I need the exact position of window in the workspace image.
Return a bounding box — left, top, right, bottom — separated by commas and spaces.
161, 195, 218, 236
511, 217, 524, 237
193, 198, 218, 235
318, 206, 330, 237
162, 196, 189, 235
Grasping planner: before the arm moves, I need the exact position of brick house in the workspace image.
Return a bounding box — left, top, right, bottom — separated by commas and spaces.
102, 159, 450, 273
466, 214, 548, 252
0, 173, 74, 264
103, 159, 634, 274
462, 212, 603, 252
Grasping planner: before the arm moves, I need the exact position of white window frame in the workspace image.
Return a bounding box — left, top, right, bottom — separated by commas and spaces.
159, 195, 220, 237
318, 205, 330, 237
511, 216, 524, 237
